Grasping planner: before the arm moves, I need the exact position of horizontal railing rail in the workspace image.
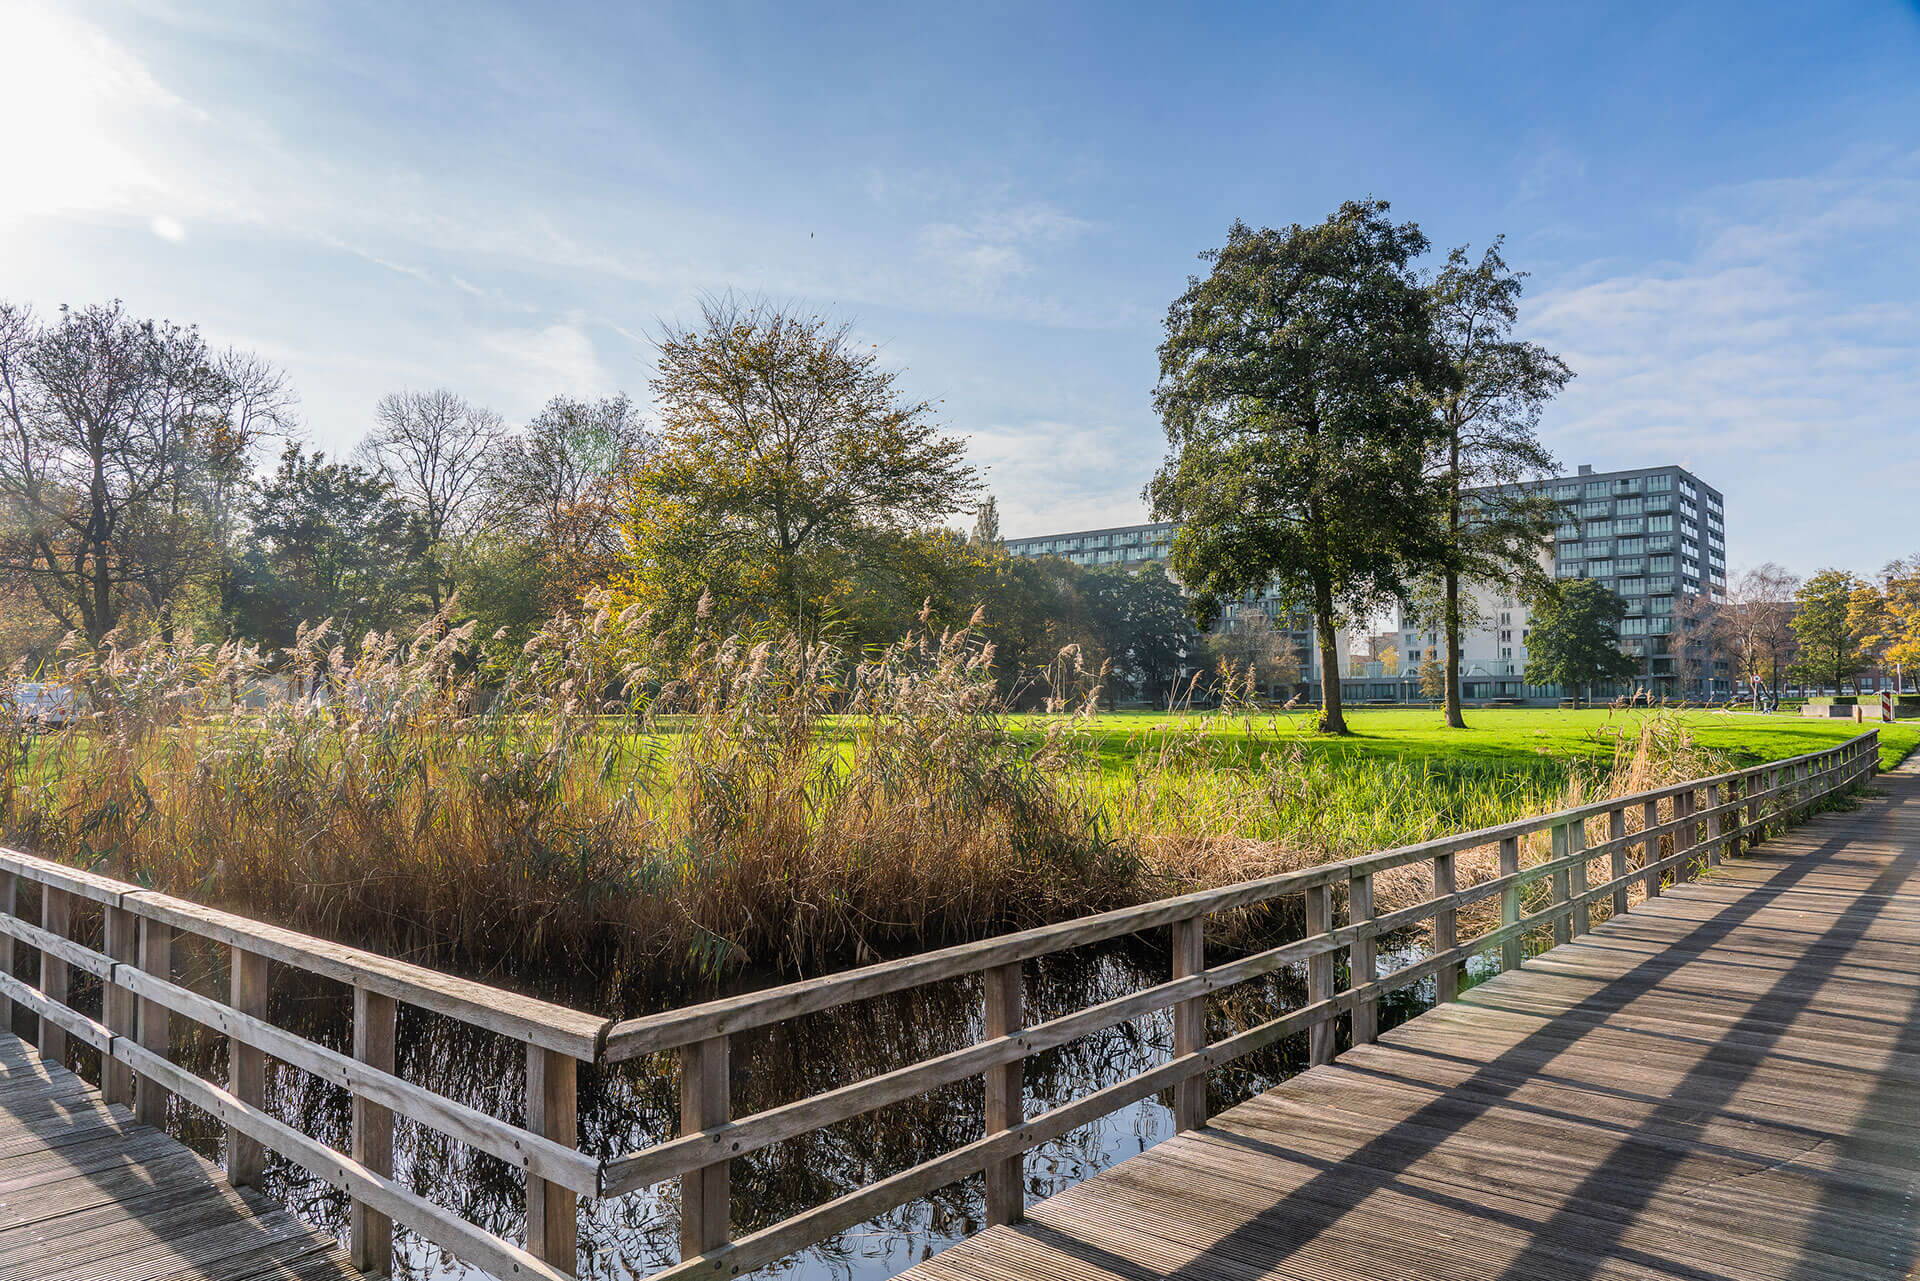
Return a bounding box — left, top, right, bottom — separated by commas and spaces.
0, 729, 1881, 1280
0, 850, 613, 1281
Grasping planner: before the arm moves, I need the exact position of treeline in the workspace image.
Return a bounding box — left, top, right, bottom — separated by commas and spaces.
1711, 561, 1920, 696
0, 297, 1207, 704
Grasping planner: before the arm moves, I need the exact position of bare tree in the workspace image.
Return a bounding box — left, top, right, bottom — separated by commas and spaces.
1715, 563, 1801, 702
0, 300, 275, 643
360, 388, 506, 606
484, 393, 650, 607
1206, 608, 1303, 697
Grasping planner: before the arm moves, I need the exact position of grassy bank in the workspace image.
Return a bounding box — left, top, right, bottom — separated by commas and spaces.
3, 611, 1904, 996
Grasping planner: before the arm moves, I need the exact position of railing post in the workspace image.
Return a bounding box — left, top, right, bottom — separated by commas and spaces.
1608, 807, 1629, 917
1642, 799, 1662, 898
1677, 789, 1699, 881
527, 1046, 580, 1274
38, 886, 71, 1067
679, 1035, 731, 1257
1705, 782, 1723, 867
982, 962, 1024, 1226
228, 946, 268, 1187
1549, 823, 1572, 946
0, 870, 13, 1037
1433, 852, 1460, 1003
1348, 872, 1377, 1046
1170, 916, 1207, 1132
103, 906, 137, 1105
350, 986, 397, 1276
1498, 837, 1522, 972
1746, 770, 1766, 849
1305, 883, 1335, 1067
1569, 817, 1590, 936
135, 918, 172, 1127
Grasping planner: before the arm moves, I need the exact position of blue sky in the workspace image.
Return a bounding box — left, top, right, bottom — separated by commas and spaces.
5, 0, 1918, 577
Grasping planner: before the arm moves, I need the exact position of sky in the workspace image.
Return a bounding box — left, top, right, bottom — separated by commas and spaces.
3, 0, 1918, 579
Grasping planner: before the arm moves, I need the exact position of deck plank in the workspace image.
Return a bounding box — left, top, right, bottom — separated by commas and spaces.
0, 1035, 358, 1281
903, 761, 1920, 1281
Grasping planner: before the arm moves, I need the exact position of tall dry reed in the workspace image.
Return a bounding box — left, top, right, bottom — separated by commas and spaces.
1, 606, 1732, 996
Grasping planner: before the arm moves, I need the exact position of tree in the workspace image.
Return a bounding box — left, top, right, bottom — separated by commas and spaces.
482, 393, 650, 610
1522, 579, 1636, 706
619, 297, 979, 639
359, 388, 506, 608
1418, 657, 1448, 701
971, 495, 1002, 546
1791, 569, 1866, 694
1148, 203, 1448, 735
1714, 563, 1801, 702
229, 445, 422, 647
1876, 556, 1920, 691
1848, 579, 1891, 689
1423, 240, 1569, 728
0, 301, 286, 643
1083, 565, 1200, 706
1205, 608, 1302, 699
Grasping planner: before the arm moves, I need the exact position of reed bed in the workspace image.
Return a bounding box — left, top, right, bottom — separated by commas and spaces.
0, 603, 1729, 995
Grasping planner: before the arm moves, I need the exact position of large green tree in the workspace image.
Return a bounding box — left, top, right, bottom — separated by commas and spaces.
618, 297, 978, 642
1422, 240, 1569, 728
1791, 569, 1867, 693
228, 445, 423, 647
1085, 565, 1203, 707
1522, 579, 1636, 705
1148, 202, 1449, 734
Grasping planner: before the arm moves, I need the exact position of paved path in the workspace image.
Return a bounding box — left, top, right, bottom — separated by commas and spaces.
0, 1033, 358, 1281
906, 764, 1920, 1281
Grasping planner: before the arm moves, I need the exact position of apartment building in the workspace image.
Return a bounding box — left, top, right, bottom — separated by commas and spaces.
1001, 462, 1731, 703
1397, 463, 1729, 699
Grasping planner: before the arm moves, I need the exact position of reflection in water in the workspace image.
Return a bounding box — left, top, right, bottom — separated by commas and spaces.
124, 925, 1502, 1281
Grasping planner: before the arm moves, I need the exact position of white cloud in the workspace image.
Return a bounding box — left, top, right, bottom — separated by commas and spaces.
917, 201, 1093, 290
1531, 151, 1920, 464
966, 419, 1159, 537
476, 322, 613, 399
149, 215, 187, 242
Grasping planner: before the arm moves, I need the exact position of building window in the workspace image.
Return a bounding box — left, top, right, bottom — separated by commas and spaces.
1616, 497, 1643, 516
1648, 473, 1673, 492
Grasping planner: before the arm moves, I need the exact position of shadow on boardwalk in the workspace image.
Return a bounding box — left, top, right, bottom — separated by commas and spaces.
908, 767, 1920, 1281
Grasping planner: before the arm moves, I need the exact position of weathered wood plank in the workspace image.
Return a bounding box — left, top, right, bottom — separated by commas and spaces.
896, 749, 1918, 1281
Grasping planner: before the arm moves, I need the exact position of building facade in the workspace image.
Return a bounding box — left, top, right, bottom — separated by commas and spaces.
1002, 462, 1731, 704
1399, 463, 1730, 700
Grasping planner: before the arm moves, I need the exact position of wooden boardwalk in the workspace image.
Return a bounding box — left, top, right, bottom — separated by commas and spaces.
0, 1033, 357, 1281
907, 763, 1920, 1281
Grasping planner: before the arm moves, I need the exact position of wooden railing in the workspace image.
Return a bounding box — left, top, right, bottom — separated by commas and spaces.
0, 856, 611, 1281
0, 730, 1880, 1279
593, 730, 1880, 1281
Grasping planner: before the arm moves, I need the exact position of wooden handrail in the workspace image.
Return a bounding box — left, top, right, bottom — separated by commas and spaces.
0, 844, 612, 1279
0, 730, 1880, 1281
600, 732, 1874, 1060
605, 730, 1880, 1281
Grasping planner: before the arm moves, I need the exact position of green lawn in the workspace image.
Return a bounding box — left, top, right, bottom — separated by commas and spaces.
1014, 707, 1920, 776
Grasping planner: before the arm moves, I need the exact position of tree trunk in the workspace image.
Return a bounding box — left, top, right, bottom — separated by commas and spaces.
1443, 568, 1466, 729
1314, 577, 1348, 735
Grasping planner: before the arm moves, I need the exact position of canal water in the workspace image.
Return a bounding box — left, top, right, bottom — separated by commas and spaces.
138, 928, 1495, 1281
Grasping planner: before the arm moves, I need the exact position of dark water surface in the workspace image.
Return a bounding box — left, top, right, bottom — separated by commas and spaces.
61, 926, 1492, 1281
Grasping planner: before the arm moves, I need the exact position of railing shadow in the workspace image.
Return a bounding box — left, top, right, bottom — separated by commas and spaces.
1004, 777, 1920, 1281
